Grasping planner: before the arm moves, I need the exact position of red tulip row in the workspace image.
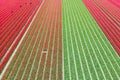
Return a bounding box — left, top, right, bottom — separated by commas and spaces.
83, 0, 120, 55
0, 0, 23, 22
109, 0, 120, 8
0, 0, 43, 72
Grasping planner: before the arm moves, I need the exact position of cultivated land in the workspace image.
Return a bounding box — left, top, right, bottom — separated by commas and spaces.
63, 0, 120, 79
0, 0, 42, 71
83, 0, 120, 55
0, 0, 120, 80
109, 0, 120, 8
1, 0, 62, 79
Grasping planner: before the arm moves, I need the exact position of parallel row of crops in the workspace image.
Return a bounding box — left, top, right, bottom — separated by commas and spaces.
83, 0, 120, 55
0, 0, 42, 72
63, 0, 120, 79
1, 0, 62, 79
109, 0, 120, 8
1, 0, 120, 79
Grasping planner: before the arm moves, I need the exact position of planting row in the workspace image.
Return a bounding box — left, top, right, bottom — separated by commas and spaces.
83, 0, 120, 55
0, 0, 42, 58
0, 0, 43, 72
2, 0, 62, 79
109, 0, 120, 8
63, 0, 120, 79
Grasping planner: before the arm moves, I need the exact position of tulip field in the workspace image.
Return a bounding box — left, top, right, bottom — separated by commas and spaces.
0, 0, 120, 80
